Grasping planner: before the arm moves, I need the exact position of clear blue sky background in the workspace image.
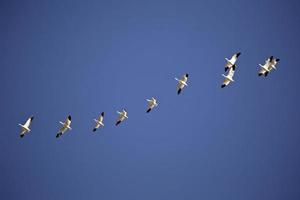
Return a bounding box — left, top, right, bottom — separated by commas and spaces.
1, 0, 300, 199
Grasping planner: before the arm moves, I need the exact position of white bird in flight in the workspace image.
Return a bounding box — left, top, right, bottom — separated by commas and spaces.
93, 112, 104, 132
225, 52, 241, 71
19, 116, 34, 138
258, 56, 280, 77
221, 67, 235, 88
116, 109, 128, 126
175, 73, 189, 94
146, 97, 158, 113
56, 115, 72, 138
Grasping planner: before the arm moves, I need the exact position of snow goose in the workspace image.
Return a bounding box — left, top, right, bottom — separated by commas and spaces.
175, 73, 189, 94
56, 115, 72, 138
146, 97, 158, 113
116, 109, 128, 126
93, 112, 104, 132
19, 116, 34, 138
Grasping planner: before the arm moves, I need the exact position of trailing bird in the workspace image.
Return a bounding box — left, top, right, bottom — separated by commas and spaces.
56, 115, 72, 138
175, 73, 189, 94
225, 52, 241, 71
19, 116, 34, 138
146, 97, 158, 113
93, 112, 104, 132
116, 109, 128, 126
221, 67, 235, 88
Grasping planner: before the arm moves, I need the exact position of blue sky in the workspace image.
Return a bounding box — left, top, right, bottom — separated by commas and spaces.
1, 0, 300, 199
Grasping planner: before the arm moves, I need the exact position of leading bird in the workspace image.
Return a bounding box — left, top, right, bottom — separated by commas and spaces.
56, 115, 72, 138
19, 116, 34, 138
175, 73, 189, 94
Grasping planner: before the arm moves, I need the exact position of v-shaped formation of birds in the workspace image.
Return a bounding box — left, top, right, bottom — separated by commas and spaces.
18, 53, 280, 138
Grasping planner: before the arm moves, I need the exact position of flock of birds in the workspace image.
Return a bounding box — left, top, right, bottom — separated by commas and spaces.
18, 52, 280, 138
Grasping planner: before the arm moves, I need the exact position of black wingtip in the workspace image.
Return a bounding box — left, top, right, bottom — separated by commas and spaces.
258, 73, 263, 76
221, 84, 226, 88
20, 134, 24, 138
276, 58, 280, 62
225, 67, 228, 72
68, 115, 71, 120
30, 116, 34, 121
101, 112, 104, 116
56, 133, 62, 138
185, 73, 189, 77
236, 52, 241, 57
232, 65, 236, 70
116, 121, 121, 126
264, 72, 269, 77
177, 89, 182, 95
146, 108, 151, 113
93, 128, 97, 132
270, 56, 274, 60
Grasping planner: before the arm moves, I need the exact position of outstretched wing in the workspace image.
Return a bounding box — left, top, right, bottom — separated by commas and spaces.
98, 112, 104, 122
24, 116, 34, 128
66, 115, 71, 126
181, 74, 188, 83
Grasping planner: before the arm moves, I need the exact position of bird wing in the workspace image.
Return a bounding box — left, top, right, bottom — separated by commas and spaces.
98, 115, 104, 122
66, 116, 71, 126
98, 112, 104, 122
270, 58, 278, 67
230, 54, 237, 63
24, 117, 32, 128
181, 75, 188, 82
